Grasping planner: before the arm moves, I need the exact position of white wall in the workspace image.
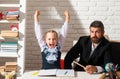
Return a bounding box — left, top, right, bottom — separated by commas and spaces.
25, 0, 120, 70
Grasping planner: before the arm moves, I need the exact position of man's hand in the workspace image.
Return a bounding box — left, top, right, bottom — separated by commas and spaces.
84, 65, 98, 74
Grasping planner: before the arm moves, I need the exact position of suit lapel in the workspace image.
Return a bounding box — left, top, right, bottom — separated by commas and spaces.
89, 39, 104, 62
90, 37, 105, 59
84, 39, 92, 62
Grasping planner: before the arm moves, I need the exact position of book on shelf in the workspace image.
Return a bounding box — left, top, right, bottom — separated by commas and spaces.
0, 49, 17, 53
5, 65, 17, 68
38, 69, 75, 77
1, 47, 18, 49
5, 62, 17, 72
1, 30, 18, 38
0, 42, 18, 53
6, 15, 19, 20
5, 68, 17, 72
5, 10, 19, 20
5, 62, 17, 66
6, 10, 19, 15
0, 66, 5, 72
1, 42, 18, 47
0, 62, 17, 72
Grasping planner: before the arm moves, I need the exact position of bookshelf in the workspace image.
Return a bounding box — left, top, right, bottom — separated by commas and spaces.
0, 4, 20, 57
0, 0, 26, 79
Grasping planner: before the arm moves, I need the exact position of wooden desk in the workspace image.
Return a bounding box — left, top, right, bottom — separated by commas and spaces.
23, 70, 108, 79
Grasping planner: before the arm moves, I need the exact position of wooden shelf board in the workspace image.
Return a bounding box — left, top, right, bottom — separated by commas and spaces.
0, 4, 20, 7
0, 20, 19, 23
0, 52, 18, 58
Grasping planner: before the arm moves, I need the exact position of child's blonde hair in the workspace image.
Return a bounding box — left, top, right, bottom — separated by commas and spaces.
44, 30, 58, 40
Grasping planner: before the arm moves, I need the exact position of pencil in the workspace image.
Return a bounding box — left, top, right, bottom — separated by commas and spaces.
98, 73, 106, 79
73, 61, 85, 69
32, 71, 39, 76
64, 71, 68, 75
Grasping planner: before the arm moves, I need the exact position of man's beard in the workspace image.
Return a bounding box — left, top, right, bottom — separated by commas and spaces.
91, 37, 102, 44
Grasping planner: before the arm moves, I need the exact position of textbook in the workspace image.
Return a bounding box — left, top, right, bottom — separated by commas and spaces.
1, 30, 18, 38
5, 62, 17, 72
5, 10, 19, 20
0, 42, 18, 53
38, 69, 75, 77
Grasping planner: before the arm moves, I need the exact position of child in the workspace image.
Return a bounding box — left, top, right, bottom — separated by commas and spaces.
34, 10, 70, 69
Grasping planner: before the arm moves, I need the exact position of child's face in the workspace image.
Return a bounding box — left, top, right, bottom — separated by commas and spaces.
45, 32, 58, 48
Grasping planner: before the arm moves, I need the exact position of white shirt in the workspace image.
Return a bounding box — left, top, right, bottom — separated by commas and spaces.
90, 43, 104, 73
34, 21, 69, 52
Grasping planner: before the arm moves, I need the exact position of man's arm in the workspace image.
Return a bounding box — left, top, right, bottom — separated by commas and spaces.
64, 38, 82, 69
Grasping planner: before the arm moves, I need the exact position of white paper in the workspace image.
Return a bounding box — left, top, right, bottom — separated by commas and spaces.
38, 69, 57, 76
38, 69, 75, 77
56, 69, 75, 77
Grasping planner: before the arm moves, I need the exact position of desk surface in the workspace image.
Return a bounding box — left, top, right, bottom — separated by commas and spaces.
23, 70, 108, 79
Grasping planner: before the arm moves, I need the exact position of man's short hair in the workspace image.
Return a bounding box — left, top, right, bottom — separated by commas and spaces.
90, 20, 104, 31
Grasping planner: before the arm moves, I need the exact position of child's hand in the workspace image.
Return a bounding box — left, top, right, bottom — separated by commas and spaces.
34, 10, 40, 17
64, 10, 70, 22
34, 10, 40, 22
64, 10, 69, 17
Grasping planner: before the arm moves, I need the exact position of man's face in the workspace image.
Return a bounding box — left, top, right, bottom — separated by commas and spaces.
90, 27, 104, 44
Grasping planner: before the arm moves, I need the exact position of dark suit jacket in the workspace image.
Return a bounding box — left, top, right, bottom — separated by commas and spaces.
64, 36, 111, 71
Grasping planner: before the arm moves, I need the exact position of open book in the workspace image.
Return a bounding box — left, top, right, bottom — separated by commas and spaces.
38, 69, 75, 77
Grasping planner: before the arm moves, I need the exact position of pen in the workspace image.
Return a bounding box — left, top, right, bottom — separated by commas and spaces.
64, 71, 68, 75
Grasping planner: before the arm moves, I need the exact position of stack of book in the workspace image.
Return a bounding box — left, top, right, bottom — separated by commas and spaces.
5, 62, 17, 72
0, 66, 5, 72
5, 10, 19, 20
0, 42, 18, 53
1, 30, 18, 38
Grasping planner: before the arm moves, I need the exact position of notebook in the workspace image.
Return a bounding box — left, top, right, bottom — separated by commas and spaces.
38, 69, 75, 77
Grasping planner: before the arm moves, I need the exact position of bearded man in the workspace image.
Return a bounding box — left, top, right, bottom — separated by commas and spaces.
64, 20, 111, 74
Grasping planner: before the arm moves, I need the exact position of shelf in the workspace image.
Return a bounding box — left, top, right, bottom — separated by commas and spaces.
0, 52, 18, 57
0, 4, 20, 7
0, 1, 26, 78
0, 20, 19, 23
0, 36, 19, 42
3, 37, 19, 40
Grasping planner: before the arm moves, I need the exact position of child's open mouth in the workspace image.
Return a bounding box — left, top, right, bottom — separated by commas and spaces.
49, 44, 55, 48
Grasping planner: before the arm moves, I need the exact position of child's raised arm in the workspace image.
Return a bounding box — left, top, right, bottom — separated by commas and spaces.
34, 10, 40, 23
64, 10, 70, 23
59, 10, 70, 50
34, 10, 44, 49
